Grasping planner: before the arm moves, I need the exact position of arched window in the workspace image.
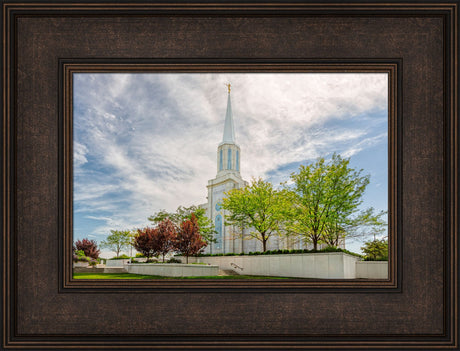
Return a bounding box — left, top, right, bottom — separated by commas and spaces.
215, 214, 223, 250
236, 150, 239, 171
227, 149, 232, 169
219, 149, 223, 170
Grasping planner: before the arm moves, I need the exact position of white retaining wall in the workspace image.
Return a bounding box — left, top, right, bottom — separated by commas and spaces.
73, 262, 89, 268
180, 252, 360, 279
355, 261, 388, 279
106, 259, 131, 267
126, 263, 219, 277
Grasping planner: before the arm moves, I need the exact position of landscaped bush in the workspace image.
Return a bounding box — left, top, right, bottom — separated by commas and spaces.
363, 256, 388, 261
73, 249, 91, 263
128, 259, 153, 264
194, 246, 362, 258
135, 253, 146, 258
74, 238, 100, 259
167, 257, 181, 263
109, 254, 130, 260
361, 239, 388, 261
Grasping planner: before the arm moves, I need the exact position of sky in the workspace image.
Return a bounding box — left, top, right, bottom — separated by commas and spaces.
73, 73, 388, 257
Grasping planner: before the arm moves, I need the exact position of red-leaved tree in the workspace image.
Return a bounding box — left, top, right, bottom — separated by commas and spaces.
74, 238, 100, 259
134, 220, 177, 262
133, 227, 158, 261
174, 214, 207, 263
155, 219, 176, 262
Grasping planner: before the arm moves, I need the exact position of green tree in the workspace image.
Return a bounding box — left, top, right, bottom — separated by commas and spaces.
148, 205, 216, 244
222, 178, 288, 252
342, 207, 387, 243
100, 230, 131, 258
361, 238, 388, 260
286, 154, 371, 250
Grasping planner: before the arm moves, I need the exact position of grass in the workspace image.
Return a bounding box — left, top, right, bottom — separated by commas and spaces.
74, 273, 156, 279
73, 272, 290, 280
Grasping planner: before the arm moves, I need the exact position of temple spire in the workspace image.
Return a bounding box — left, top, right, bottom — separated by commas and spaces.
222, 84, 235, 144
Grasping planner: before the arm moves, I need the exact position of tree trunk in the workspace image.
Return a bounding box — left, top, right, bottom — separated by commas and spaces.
162, 253, 165, 263
186, 255, 189, 264
262, 239, 267, 252
313, 240, 318, 251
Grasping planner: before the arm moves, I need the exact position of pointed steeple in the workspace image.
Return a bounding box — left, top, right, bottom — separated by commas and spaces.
222, 84, 235, 144
216, 84, 241, 175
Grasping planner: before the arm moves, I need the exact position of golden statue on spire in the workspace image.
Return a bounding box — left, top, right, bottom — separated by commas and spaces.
226, 83, 231, 93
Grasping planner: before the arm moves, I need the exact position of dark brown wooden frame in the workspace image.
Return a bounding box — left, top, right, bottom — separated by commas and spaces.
2, 1, 458, 350
62, 62, 398, 291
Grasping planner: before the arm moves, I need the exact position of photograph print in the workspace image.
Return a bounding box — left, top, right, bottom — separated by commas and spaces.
72, 73, 389, 280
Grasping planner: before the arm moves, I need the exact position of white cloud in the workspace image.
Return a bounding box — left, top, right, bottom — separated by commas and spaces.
73, 73, 388, 240
73, 142, 88, 167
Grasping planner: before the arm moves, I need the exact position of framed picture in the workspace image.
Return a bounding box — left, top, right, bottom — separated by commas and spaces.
2, 1, 457, 350
69, 68, 394, 284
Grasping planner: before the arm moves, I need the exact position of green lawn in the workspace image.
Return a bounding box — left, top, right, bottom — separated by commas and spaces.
73, 272, 289, 279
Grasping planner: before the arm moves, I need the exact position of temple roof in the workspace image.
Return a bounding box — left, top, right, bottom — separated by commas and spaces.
222, 90, 235, 144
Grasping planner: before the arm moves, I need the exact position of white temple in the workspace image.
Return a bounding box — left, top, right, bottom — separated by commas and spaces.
201, 85, 309, 254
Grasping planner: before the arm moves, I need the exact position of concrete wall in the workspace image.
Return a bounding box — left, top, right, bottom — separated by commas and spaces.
126, 263, 219, 277
180, 252, 360, 279
356, 261, 388, 279
106, 259, 131, 267
74, 267, 127, 273
73, 261, 89, 268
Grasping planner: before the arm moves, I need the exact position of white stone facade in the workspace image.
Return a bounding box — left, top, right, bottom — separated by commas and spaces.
202, 88, 344, 254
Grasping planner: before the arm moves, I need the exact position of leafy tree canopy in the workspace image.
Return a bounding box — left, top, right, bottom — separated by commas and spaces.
155, 219, 177, 262
361, 238, 388, 260
285, 153, 385, 250
100, 230, 132, 258
74, 238, 100, 259
133, 227, 157, 260
174, 214, 207, 263
222, 178, 289, 252
148, 205, 216, 244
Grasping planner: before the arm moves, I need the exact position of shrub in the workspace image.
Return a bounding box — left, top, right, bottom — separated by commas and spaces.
110, 254, 130, 260
363, 256, 388, 261
167, 257, 181, 263
74, 238, 100, 259
361, 239, 388, 260
72, 250, 90, 263
135, 253, 146, 258
192, 246, 362, 258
